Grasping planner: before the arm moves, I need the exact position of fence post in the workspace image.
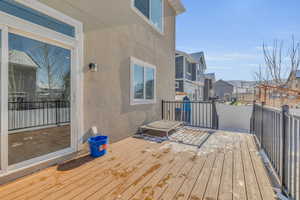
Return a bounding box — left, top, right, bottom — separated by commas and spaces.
281, 104, 289, 194
161, 100, 164, 120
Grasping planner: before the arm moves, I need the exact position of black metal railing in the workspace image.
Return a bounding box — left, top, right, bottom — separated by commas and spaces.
162, 100, 219, 129
8, 100, 70, 131
251, 103, 300, 200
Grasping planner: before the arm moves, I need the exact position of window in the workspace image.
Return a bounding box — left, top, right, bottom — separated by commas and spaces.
133, 0, 163, 32
131, 57, 156, 105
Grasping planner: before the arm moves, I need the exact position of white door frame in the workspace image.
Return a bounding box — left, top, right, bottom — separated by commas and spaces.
0, 24, 9, 173
0, 1, 84, 175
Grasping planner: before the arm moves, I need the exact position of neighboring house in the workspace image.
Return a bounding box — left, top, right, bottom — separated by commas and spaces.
8, 50, 38, 102
228, 80, 256, 103
287, 70, 300, 90
214, 80, 234, 101
203, 73, 216, 101
0, 0, 185, 181
228, 80, 256, 94
175, 50, 207, 100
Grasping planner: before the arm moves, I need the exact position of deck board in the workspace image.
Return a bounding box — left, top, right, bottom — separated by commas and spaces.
219, 151, 233, 200
241, 140, 263, 200
203, 153, 225, 200
129, 151, 190, 200
0, 130, 276, 200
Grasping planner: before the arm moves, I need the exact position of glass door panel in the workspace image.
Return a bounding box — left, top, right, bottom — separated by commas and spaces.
8, 33, 71, 165
0, 29, 2, 169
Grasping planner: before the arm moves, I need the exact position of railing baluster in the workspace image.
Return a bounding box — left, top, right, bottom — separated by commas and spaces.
160, 100, 219, 129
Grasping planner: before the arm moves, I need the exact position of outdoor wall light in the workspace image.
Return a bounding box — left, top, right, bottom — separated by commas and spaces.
89, 63, 98, 72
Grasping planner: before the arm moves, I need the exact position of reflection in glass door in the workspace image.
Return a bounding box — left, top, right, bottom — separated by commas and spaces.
8, 33, 71, 165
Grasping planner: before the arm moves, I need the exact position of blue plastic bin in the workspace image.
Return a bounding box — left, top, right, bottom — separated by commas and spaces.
88, 136, 109, 158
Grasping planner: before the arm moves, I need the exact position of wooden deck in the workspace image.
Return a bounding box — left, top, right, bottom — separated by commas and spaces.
0, 129, 276, 200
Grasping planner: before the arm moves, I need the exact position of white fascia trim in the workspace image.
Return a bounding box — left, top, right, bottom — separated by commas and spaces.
167, 0, 186, 15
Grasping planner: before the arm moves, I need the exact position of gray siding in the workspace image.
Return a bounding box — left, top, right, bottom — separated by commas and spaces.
175, 56, 183, 79
191, 63, 196, 81
185, 60, 192, 81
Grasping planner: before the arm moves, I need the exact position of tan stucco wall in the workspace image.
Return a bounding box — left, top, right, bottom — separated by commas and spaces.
40, 0, 176, 143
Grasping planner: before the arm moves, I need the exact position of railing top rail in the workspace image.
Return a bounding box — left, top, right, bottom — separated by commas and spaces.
287, 112, 300, 120
163, 100, 213, 103
254, 103, 282, 113
8, 100, 70, 103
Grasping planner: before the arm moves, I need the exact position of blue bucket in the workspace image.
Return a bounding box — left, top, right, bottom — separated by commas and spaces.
88, 136, 109, 158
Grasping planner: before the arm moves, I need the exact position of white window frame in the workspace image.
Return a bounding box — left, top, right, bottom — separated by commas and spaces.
175, 81, 180, 89
0, 0, 84, 175
131, 0, 164, 35
130, 57, 157, 105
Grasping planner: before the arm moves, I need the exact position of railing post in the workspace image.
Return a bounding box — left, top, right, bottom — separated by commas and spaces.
251, 100, 256, 134
281, 104, 289, 194
211, 98, 218, 129
161, 100, 164, 120
260, 101, 265, 149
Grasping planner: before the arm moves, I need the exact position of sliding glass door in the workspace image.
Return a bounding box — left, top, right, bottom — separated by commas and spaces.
0, 0, 82, 174
8, 32, 72, 165
0, 29, 2, 171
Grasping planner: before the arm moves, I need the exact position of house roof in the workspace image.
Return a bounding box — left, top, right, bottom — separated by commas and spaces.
168, 0, 186, 15
190, 52, 207, 70
204, 73, 216, 80
9, 50, 38, 68
215, 79, 234, 87
176, 50, 198, 63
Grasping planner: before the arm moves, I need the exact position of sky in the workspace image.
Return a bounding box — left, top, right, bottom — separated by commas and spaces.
176, 0, 300, 81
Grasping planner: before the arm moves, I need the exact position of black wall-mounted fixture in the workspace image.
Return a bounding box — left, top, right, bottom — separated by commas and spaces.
89, 63, 98, 72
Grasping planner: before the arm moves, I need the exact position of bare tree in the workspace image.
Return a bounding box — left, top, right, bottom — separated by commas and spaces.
253, 64, 270, 85
288, 36, 300, 76
255, 37, 300, 86
262, 40, 284, 86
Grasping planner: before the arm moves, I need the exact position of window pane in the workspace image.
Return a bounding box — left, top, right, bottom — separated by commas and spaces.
134, 0, 150, 18
146, 68, 154, 100
0, 0, 75, 37
134, 65, 144, 99
8, 33, 71, 165
150, 0, 163, 31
